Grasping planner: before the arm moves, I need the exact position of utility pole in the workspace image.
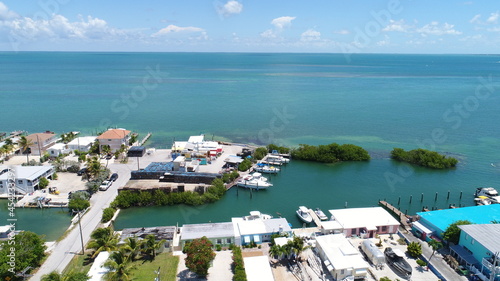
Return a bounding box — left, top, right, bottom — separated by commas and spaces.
76, 210, 85, 255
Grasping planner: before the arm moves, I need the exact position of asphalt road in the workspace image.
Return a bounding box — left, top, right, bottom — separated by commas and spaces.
30, 161, 134, 280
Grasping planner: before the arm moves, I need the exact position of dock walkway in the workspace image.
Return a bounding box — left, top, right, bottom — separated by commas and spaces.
378, 201, 411, 231
307, 208, 324, 228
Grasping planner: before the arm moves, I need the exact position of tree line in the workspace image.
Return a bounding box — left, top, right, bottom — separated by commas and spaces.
291, 143, 370, 163
111, 178, 227, 208
390, 148, 458, 169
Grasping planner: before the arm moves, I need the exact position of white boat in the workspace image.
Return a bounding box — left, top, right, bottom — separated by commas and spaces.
244, 211, 273, 221
266, 154, 290, 164
475, 187, 500, 204
314, 208, 328, 221
254, 164, 280, 174
296, 206, 313, 223
236, 172, 272, 190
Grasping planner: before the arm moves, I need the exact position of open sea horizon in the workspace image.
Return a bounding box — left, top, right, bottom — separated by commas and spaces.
1, 52, 500, 240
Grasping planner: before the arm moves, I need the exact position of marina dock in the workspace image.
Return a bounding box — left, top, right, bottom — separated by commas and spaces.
307, 208, 324, 228
138, 132, 152, 146
378, 201, 411, 231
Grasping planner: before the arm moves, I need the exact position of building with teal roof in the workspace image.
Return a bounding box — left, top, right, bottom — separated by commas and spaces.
416, 204, 500, 239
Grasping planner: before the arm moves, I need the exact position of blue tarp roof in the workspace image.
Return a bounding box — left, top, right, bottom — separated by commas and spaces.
417, 204, 500, 234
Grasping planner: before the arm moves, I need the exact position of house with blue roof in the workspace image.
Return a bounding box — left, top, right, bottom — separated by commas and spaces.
415, 205, 500, 240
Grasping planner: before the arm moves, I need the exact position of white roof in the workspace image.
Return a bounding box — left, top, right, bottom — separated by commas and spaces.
68, 136, 97, 146
274, 237, 293, 247
244, 256, 274, 281
88, 251, 110, 281
48, 143, 68, 150
321, 221, 343, 230
233, 217, 291, 236
413, 221, 432, 234
0, 225, 11, 233
316, 234, 369, 271
0, 165, 53, 181
188, 135, 204, 144
181, 222, 234, 240
329, 207, 399, 229
171, 141, 188, 150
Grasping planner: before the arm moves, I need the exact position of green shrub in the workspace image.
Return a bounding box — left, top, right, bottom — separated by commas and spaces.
216, 244, 222, 251
68, 198, 90, 212
39, 177, 49, 189
231, 246, 247, 281
101, 207, 116, 223
253, 147, 268, 160
391, 148, 458, 169
238, 158, 252, 171
291, 143, 370, 163
416, 259, 427, 267
407, 241, 422, 258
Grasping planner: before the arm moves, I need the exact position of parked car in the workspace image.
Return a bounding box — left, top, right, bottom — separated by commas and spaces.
99, 180, 112, 191
77, 168, 87, 176
109, 173, 119, 182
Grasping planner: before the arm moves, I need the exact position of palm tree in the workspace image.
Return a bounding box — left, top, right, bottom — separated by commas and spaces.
143, 234, 164, 258
0, 146, 7, 160
86, 156, 102, 180
41, 271, 63, 281
269, 244, 283, 260
104, 249, 135, 281
122, 237, 143, 262
18, 136, 33, 163
87, 227, 119, 259
428, 239, 443, 262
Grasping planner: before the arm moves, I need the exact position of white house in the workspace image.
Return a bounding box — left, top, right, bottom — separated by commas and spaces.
0, 165, 55, 195
328, 207, 400, 238
180, 222, 235, 248
96, 129, 131, 153
47, 143, 71, 157
316, 234, 370, 281
67, 136, 97, 152
232, 215, 292, 246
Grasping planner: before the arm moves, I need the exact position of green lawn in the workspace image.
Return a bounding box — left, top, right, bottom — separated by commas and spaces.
130, 253, 179, 281
62, 251, 94, 276
61, 251, 179, 281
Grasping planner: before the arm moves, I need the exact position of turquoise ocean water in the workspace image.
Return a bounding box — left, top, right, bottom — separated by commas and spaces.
1, 52, 500, 240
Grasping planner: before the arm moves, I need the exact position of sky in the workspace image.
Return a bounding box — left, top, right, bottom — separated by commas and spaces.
0, 0, 499, 53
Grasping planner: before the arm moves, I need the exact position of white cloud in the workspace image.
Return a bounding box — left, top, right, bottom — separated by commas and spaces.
0, 14, 124, 41
470, 14, 481, 24
487, 11, 499, 24
376, 35, 390, 46
487, 27, 500, 32
383, 19, 411, 32
416, 22, 462, 36
271, 16, 295, 29
300, 29, 321, 42
217, 1, 243, 17
0, 2, 18, 20
260, 29, 276, 39
333, 29, 350, 35
152, 25, 205, 37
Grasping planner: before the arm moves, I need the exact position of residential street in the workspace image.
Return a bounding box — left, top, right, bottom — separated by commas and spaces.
30, 161, 134, 280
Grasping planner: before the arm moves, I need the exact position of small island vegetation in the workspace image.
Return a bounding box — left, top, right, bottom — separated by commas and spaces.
111, 178, 227, 208
291, 143, 370, 163
391, 148, 458, 169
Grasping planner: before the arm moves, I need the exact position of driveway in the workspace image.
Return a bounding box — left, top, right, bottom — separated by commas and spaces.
176, 250, 233, 281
